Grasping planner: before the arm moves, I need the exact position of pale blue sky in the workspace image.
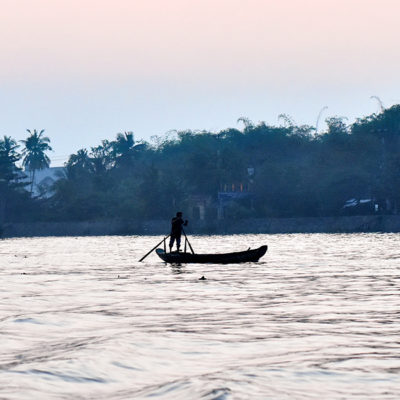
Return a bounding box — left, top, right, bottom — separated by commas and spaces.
1, 0, 399, 165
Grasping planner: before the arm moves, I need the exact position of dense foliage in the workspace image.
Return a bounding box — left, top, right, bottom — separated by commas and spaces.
2, 106, 400, 222
21, 129, 52, 194
0, 134, 43, 223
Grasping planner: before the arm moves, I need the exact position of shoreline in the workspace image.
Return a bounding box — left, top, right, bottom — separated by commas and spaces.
2, 215, 400, 238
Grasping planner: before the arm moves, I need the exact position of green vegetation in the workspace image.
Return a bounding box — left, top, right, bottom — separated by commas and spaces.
2, 106, 400, 223
21, 129, 52, 194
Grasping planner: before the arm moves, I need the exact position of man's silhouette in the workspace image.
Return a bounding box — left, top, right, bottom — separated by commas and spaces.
169, 212, 188, 252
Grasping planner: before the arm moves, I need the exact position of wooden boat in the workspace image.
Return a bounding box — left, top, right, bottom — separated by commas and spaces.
155, 245, 268, 264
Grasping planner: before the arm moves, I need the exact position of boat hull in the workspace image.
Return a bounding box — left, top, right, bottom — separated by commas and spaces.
155, 245, 268, 264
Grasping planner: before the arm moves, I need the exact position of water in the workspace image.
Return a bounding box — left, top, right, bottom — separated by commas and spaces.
1, 233, 400, 399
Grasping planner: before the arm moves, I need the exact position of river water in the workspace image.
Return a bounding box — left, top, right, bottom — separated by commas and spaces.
1, 233, 399, 399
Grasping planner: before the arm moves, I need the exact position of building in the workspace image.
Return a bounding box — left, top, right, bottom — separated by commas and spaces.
22, 167, 65, 197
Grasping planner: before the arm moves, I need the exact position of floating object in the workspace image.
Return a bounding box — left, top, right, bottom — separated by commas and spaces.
156, 245, 268, 264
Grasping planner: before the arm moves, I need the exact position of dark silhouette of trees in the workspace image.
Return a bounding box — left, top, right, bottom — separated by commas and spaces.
21, 129, 52, 194
0, 136, 21, 184
0, 135, 43, 224
0, 136, 24, 222
46, 107, 400, 221
4, 105, 400, 224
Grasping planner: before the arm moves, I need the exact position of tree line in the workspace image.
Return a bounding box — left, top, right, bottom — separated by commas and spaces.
0, 129, 51, 223
2, 106, 400, 223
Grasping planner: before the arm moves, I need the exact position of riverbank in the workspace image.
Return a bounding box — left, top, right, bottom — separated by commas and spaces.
2, 215, 400, 238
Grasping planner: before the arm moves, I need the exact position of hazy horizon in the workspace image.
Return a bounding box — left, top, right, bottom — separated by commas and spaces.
1, 0, 400, 166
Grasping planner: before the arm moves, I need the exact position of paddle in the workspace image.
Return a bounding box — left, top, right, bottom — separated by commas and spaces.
139, 235, 170, 262
182, 228, 195, 254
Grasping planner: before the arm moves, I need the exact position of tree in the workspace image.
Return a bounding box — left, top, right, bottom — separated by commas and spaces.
67, 149, 92, 175
0, 136, 24, 222
90, 140, 114, 174
0, 136, 21, 183
112, 131, 147, 169
114, 131, 135, 155
237, 117, 253, 131
21, 129, 52, 194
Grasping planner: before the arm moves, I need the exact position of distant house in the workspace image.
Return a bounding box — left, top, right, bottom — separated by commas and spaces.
22, 167, 65, 198
217, 182, 254, 219
342, 198, 378, 215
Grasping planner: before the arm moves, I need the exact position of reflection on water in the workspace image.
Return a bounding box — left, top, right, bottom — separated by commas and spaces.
1, 233, 400, 399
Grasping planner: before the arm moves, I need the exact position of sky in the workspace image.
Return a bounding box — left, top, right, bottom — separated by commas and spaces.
1, 0, 400, 165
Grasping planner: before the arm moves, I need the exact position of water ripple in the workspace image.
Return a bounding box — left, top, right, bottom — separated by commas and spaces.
1, 233, 400, 399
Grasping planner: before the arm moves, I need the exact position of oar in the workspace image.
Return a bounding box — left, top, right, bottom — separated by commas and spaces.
182, 228, 195, 254
139, 235, 170, 262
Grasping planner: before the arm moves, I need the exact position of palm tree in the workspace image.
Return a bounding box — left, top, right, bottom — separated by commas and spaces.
90, 140, 114, 174
68, 149, 91, 170
21, 129, 52, 194
115, 131, 135, 154
0, 136, 20, 169
113, 131, 146, 168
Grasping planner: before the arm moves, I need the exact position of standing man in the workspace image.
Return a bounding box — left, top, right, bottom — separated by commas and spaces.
169, 212, 188, 252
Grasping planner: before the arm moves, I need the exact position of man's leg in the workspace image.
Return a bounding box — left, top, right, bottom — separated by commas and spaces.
169, 236, 175, 252
176, 235, 181, 251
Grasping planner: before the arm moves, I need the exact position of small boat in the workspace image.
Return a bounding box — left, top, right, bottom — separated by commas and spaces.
155, 245, 268, 264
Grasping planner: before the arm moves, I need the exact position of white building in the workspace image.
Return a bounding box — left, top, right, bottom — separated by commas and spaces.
22, 167, 65, 197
